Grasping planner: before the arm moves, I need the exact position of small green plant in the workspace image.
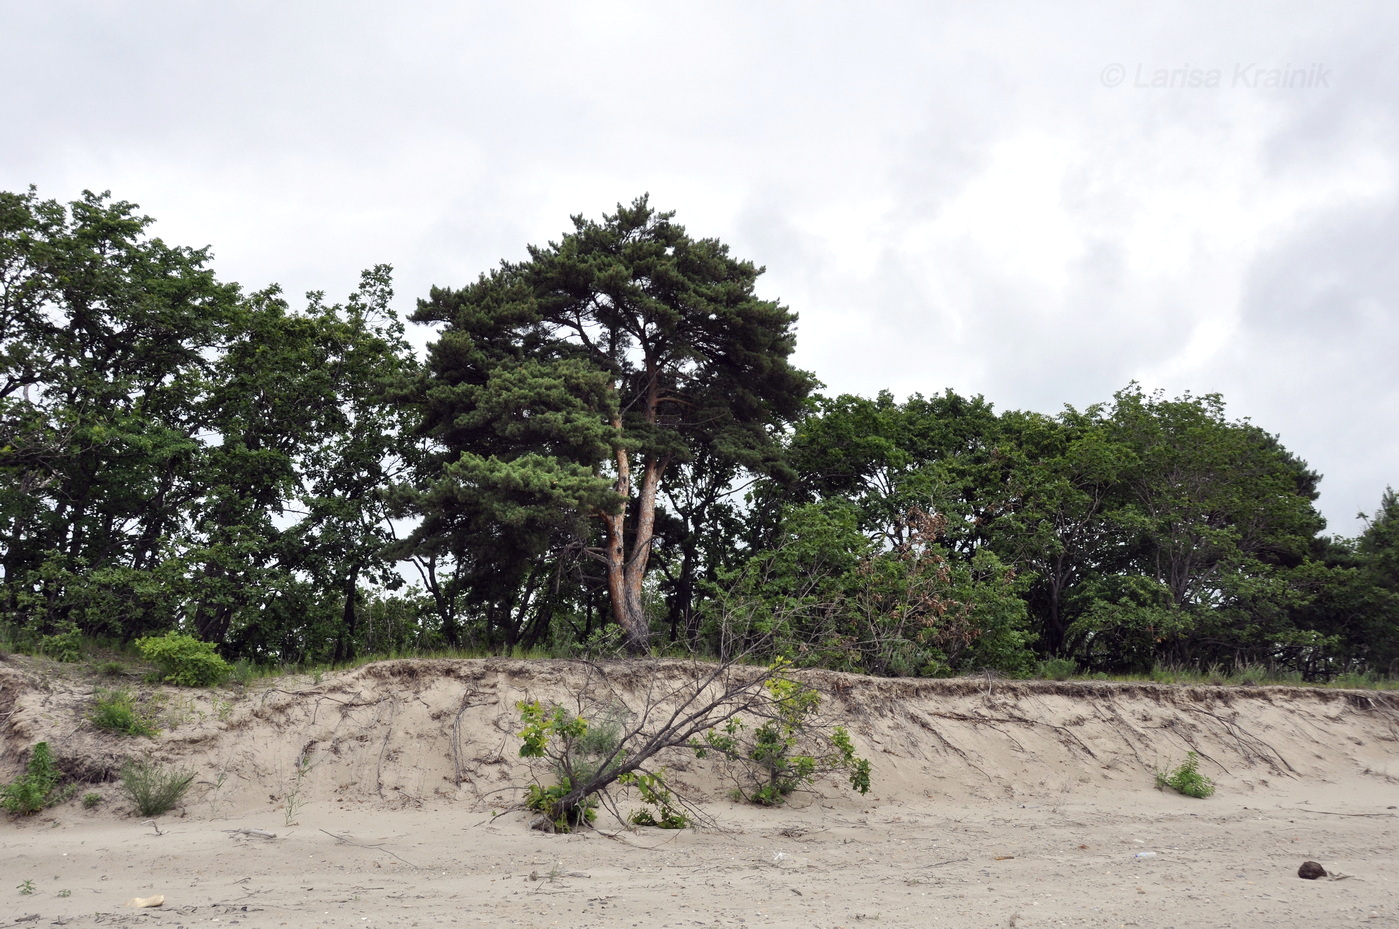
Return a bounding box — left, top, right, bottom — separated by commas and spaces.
620, 770, 689, 829
692, 662, 871, 806
1036, 658, 1078, 681
135, 632, 231, 687
2, 743, 62, 815
82, 792, 102, 809
119, 758, 195, 816
230, 658, 258, 686
58, 889, 71, 898
1155, 751, 1215, 798
524, 779, 598, 832
17, 879, 35, 895
284, 753, 315, 826
98, 660, 128, 678
90, 688, 159, 737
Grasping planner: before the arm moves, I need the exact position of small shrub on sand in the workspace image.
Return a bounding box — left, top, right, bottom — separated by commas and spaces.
1, 743, 62, 815
120, 759, 194, 816
1155, 751, 1215, 798
135, 632, 230, 687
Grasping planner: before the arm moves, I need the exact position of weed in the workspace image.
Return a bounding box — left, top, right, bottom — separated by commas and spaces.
57, 889, 71, 898
82, 792, 102, 809
230, 658, 258, 686
17, 880, 34, 895
119, 759, 195, 816
1, 743, 62, 815
213, 698, 234, 722
284, 751, 316, 825
90, 688, 159, 737
1155, 751, 1215, 799
1036, 658, 1077, 681
98, 660, 128, 678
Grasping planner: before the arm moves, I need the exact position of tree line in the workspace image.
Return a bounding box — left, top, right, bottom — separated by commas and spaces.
2, 188, 1395, 678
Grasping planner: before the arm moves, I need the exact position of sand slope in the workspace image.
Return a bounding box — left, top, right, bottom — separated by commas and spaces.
3, 656, 1398, 927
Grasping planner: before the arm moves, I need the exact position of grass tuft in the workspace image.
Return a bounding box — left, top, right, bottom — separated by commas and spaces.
119, 759, 194, 816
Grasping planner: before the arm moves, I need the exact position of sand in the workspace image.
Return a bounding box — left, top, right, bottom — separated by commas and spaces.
3, 656, 1398, 927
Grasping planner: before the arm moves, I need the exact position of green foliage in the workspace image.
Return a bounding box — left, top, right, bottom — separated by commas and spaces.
517, 701, 606, 833
710, 503, 1033, 676
523, 779, 598, 832
409, 195, 815, 653
17, 880, 34, 895
135, 632, 231, 686
1036, 658, 1079, 681
1, 742, 62, 815
82, 792, 102, 809
90, 688, 159, 737
119, 758, 195, 816
620, 770, 689, 829
1154, 751, 1215, 798
39, 623, 83, 662
692, 662, 871, 805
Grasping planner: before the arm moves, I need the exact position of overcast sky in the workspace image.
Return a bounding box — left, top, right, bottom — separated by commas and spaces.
4, 1, 1395, 535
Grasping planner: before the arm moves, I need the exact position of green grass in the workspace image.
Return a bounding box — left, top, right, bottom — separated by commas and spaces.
119, 759, 194, 817
90, 688, 159, 737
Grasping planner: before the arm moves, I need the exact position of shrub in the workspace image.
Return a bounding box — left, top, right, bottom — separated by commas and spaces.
40, 624, 83, 662
82, 792, 102, 809
1, 743, 62, 815
516, 657, 873, 834
119, 759, 195, 816
518, 703, 602, 832
91, 688, 160, 737
692, 663, 871, 806
1155, 751, 1215, 798
135, 632, 231, 687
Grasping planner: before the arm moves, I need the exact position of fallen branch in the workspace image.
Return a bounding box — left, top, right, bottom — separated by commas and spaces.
319, 828, 418, 868
224, 828, 277, 839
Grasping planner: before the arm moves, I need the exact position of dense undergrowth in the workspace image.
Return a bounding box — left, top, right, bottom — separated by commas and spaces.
2, 630, 1395, 691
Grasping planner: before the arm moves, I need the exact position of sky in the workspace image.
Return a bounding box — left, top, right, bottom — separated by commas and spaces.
4, 1, 1396, 536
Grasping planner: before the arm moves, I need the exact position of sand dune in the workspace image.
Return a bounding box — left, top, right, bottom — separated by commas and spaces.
3, 656, 1397, 927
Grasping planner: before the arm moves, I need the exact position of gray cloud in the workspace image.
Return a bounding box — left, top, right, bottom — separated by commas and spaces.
3, 0, 1395, 532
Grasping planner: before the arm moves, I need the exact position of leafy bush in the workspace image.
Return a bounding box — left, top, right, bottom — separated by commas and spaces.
1, 743, 62, 815
119, 758, 195, 816
40, 623, 83, 662
515, 657, 873, 834
518, 702, 604, 832
90, 688, 159, 737
1155, 751, 1215, 798
692, 663, 871, 806
135, 632, 231, 686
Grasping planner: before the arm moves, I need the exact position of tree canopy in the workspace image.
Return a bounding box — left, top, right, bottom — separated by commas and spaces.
407, 195, 816, 653
2, 185, 1395, 681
